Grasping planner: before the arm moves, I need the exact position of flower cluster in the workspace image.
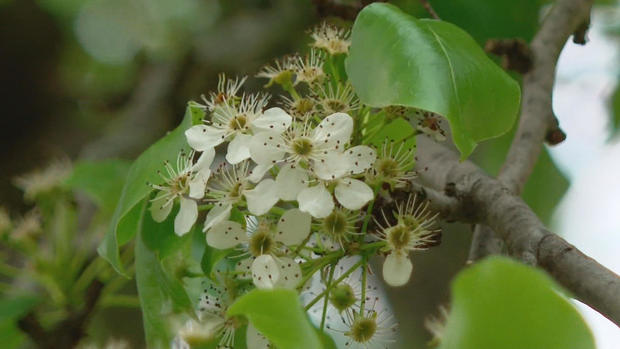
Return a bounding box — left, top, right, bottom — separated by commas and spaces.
148, 23, 444, 348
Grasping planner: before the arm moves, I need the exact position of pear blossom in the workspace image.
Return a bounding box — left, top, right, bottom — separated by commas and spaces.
311, 22, 351, 55
369, 140, 417, 189
312, 82, 360, 115
411, 109, 447, 141
149, 149, 215, 236
206, 210, 311, 289
201, 74, 247, 111
376, 195, 440, 286
291, 49, 325, 85
256, 57, 295, 87
202, 161, 279, 232
185, 93, 293, 164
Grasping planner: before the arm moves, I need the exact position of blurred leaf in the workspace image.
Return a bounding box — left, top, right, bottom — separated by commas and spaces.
0, 295, 40, 349
439, 256, 594, 349
66, 159, 131, 215
98, 103, 198, 276
346, 3, 520, 159
610, 83, 620, 139
201, 246, 232, 279
228, 289, 322, 349
135, 211, 193, 348
141, 203, 192, 260
367, 117, 415, 146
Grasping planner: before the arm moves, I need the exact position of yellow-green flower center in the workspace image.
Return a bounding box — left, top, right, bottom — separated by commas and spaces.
249, 229, 275, 257
229, 115, 248, 130
349, 316, 377, 343
292, 137, 313, 156
387, 224, 411, 250
329, 283, 356, 312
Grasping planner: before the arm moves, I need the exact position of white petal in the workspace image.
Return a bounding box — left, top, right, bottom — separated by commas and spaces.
249, 131, 286, 165
313, 113, 353, 150
297, 185, 334, 219
150, 193, 173, 222
251, 107, 292, 133
185, 125, 227, 151
247, 324, 271, 349
276, 209, 311, 245
275, 257, 302, 289
383, 252, 413, 287
248, 163, 272, 183
192, 147, 215, 172
244, 179, 279, 216
344, 145, 377, 175
203, 203, 232, 232
252, 254, 280, 289
234, 257, 254, 279
335, 178, 374, 210
275, 164, 308, 201
226, 133, 252, 164
312, 152, 349, 180
174, 197, 198, 236
189, 168, 210, 199
206, 220, 246, 249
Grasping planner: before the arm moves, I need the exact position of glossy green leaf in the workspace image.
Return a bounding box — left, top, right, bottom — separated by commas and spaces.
228, 289, 322, 349
65, 159, 131, 215
98, 103, 198, 275
135, 207, 193, 348
201, 246, 232, 279
346, 3, 521, 158
439, 256, 594, 349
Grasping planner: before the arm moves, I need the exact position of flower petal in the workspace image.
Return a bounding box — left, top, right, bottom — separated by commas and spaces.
192, 147, 216, 172
185, 125, 227, 151
298, 185, 334, 219
334, 178, 374, 210
249, 131, 286, 165
244, 179, 279, 216
313, 113, 353, 150
252, 254, 280, 289
189, 168, 210, 199
275, 164, 308, 200
276, 209, 311, 246
226, 133, 252, 164
312, 151, 349, 180
174, 197, 198, 236
203, 203, 232, 232
235, 257, 254, 279
344, 145, 377, 175
248, 163, 272, 183
206, 220, 246, 249
383, 251, 413, 287
246, 324, 271, 349
150, 193, 173, 222
275, 257, 302, 289
251, 107, 292, 133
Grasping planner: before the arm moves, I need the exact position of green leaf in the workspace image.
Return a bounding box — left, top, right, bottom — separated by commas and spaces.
65, 159, 131, 215
141, 202, 193, 259
228, 289, 322, 349
135, 208, 193, 348
439, 256, 595, 349
0, 295, 40, 349
367, 117, 415, 147
98, 103, 198, 275
201, 246, 232, 279
346, 3, 521, 158
610, 83, 620, 139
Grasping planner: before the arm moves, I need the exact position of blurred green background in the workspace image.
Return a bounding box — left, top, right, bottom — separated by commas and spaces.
1, 0, 619, 348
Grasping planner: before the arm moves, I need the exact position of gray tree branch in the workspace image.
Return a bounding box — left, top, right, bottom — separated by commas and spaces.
469, 0, 595, 260
414, 136, 620, 327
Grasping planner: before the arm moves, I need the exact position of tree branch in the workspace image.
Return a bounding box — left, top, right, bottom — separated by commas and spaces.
414, 136, 620, 327
469, 0, 594, 260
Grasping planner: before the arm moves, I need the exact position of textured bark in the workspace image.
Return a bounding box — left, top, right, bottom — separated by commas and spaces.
414, 136, 620, 327
470, 0, 595, 260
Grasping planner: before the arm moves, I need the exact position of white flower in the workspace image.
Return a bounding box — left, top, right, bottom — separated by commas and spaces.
311, 22, 351, 55
315, 207, 361, 247
312, 82, 359, 115
376, 195, 440, 287
249, 112, 353, 174
149, 149, 215, 236
200, 74, 247, 111
256, 57, 295, 87
206, 210, 311, 289
291, 49, 325, 85
369, 140, 417, 189
185, 93, 293, 164
246, 324, 273, 349
296, 145, 377, 218
202, 161, 279, 232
